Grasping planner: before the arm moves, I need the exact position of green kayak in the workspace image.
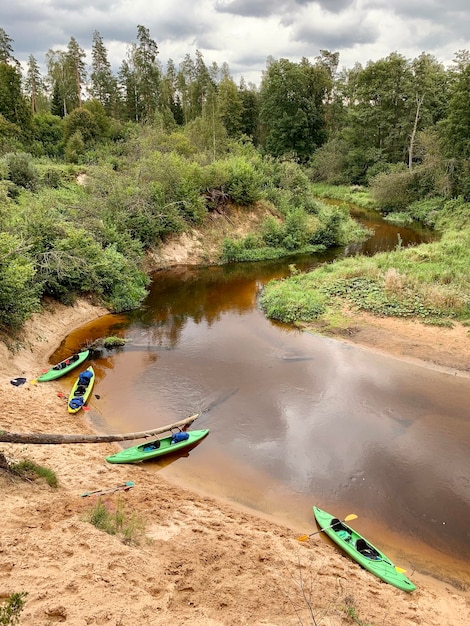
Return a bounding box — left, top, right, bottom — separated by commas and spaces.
106, 429, 210, 464
68, 366, 95, 414
313, 506, 416, 592
36, 350, 90, 382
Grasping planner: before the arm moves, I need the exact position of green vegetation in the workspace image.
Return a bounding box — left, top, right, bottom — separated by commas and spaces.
9, 459, 58, 487
85, 497, 147, 546
0, 593, 27, 626
0, 28, 469, 336
262, 198, 470, 327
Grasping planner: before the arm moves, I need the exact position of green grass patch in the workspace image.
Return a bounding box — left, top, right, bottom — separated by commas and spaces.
10, 459, 58, 488
310, 183, 378, 209
85, 497, 148, 546
261, 227, 470, 325
260, 277, 327, 323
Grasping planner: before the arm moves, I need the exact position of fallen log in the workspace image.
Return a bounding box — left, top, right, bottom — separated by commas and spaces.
0, 414, 199, 445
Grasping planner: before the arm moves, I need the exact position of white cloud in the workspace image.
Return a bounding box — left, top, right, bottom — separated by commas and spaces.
3, 0, 469, 85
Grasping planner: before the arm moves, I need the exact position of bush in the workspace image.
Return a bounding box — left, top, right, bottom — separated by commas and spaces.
85, 498, 147, 545
2, 152, 38, 190
224, 156, 262, 205
0, 592, 28, 626
0, 233, 40, 331
369, 166, 419, 212
261, 278, 327, 322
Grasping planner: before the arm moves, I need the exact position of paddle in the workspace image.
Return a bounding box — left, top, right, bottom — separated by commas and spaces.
81, 481, 135, 497
297, 514, 358, 542
298, 515, 408, 574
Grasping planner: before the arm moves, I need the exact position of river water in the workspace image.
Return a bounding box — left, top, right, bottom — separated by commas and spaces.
55, 209, 470, 587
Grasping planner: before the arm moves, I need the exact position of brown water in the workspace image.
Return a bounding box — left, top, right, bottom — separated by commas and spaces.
54, 213, 470, 586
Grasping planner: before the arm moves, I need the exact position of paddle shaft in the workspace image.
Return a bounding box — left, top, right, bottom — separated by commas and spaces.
308, 514, 358, 538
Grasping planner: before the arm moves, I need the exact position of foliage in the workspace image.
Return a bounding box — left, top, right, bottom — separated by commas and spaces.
369, 166, 419, 212
0, 592, 27, 626
262, 223, 470, 325
383, 212, 414, 226
30, 113, 64, 157
10, 459, 58, 487
259, 58, 328, 161
260, 277, 327, 322
85, 497, 147, 545
0, 232, 40, 331
2, 152, 38, 190
102, 336, 128, 348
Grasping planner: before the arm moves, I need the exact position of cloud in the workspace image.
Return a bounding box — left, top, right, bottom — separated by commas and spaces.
2, 0, 469, 85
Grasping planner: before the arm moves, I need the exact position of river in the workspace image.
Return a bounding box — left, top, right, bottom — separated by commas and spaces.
55, 208, 470, 588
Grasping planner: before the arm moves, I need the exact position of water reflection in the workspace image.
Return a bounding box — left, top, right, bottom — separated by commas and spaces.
55, 211, 470, 584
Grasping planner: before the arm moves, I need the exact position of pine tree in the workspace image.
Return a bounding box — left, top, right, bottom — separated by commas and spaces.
66, 37, 87, 109
89, 30, 118, 113
24, 55, 44, 114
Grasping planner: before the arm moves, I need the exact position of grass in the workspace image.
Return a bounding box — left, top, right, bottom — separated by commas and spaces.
261, 228, 470, 326
8, 458, 58, 488
310, 183, 378, 209
84, 497, 148, 546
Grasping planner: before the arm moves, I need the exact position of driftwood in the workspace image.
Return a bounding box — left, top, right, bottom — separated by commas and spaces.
0, 414, 199, 445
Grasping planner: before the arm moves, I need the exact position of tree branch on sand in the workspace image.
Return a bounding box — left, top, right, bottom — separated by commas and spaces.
0, 414, 199, 445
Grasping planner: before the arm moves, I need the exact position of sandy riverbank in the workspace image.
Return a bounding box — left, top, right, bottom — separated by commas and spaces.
1, 299, 469, 625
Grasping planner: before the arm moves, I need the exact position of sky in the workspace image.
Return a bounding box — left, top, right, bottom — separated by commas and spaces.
2, 0, 469, 86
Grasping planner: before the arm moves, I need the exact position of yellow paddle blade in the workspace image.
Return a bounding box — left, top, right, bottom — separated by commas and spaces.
297, 513, 358, 542
395, 566, 407, 573
30, 379, 37, 385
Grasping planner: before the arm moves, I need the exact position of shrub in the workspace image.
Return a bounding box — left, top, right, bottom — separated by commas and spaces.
2, 152, 38, 190
369, 166, 418, 212
0, 592, 28, 626
0, 233, 40, 331
261, 278, 327, 322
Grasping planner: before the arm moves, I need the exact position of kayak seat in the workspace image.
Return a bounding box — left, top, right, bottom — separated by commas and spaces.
75, 385, 87, 396
331, 518, 349, 533
143, 441, 161, 452
356, 538, 381, 560
331, 519, 353, 542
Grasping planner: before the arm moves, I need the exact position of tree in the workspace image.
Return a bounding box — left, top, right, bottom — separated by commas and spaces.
161, 59, 183, 125
0, 62, 30, 129
119, 25, 161, 122
441, 57, 470, 197
217, 75, 243, 137
238, 79, 259, 141
259, 58, 328, 161
46, 50, 74, 117
177, 53, 197, 123
66, 37, 87, 109
408, 53, 448, 171
0, 28, 19, 66
24, 55, 45, 114
89, 30, 118, 114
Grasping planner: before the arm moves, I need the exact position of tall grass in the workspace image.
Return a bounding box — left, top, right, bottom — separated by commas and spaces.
85, 498, 147, 546
261, 227, 470, 325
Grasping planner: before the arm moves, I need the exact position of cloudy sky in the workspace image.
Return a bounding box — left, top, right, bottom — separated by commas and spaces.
2, 0, 469, 85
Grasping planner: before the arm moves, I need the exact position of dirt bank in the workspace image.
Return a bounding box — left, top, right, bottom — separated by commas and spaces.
300, 309, 470, 377
1, 297, 470, 625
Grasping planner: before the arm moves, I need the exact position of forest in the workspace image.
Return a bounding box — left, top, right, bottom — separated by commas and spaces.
0, 25, 469, 337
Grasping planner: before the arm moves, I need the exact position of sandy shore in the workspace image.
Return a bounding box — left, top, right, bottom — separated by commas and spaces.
1, 299, 470, 625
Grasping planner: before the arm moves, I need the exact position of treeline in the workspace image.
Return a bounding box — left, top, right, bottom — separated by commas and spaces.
0, 26, 469, 199
0, 26, 469, 338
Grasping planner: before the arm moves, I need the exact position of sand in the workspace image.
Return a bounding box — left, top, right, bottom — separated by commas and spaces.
1, 298, 469, 626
